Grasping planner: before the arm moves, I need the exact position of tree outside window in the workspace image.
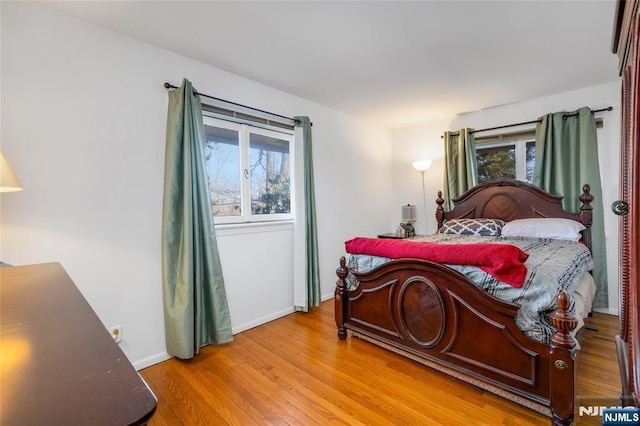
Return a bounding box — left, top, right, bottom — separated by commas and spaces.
476, 139, 535, 183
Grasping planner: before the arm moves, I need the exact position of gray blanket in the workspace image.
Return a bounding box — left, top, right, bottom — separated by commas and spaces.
346, 234, 594, 344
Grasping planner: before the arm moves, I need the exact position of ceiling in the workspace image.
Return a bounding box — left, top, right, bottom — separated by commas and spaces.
36, 1, 621, 129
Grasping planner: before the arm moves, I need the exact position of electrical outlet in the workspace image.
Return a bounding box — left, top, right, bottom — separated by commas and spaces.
109, 326, 123, 343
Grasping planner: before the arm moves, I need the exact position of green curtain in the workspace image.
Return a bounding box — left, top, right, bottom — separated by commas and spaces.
443, 128, 478, 211
533, 106, 608, 308
162, 78, 233, 359
295, 116, 321, 309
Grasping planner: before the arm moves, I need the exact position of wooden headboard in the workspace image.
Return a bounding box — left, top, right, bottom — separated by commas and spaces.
435, 179, 594, 249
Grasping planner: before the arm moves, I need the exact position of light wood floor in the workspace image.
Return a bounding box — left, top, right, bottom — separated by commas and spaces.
140, 301, 621, 425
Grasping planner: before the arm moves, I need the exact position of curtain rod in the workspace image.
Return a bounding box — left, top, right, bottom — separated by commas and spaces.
164, 82, 301, 125
441, 106, 613, 138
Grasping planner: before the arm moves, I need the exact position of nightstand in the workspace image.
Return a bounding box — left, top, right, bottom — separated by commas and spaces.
377, 233, 406, 239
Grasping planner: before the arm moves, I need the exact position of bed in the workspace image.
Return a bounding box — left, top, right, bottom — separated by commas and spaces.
334, 179, 596, 425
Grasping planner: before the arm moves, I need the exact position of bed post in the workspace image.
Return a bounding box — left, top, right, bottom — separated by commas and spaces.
579, 184, 594, 250
436, 191, 445, 229
548, 291, 578, 426
335, 257, 348, 340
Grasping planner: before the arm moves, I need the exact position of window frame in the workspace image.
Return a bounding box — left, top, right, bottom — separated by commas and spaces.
202, 115, 295, 225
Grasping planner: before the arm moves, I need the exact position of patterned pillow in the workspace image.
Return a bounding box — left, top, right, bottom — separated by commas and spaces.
438, 218, 506, 237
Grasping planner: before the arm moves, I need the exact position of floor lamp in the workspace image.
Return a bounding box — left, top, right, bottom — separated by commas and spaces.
412, 160, 431, 235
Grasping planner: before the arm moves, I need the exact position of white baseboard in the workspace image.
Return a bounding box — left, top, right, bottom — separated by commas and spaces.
231, 306, 295, 335
321, 292, 334, 303
133, 307, 295, 370
134, 301, 334, 371
593, 306, 619, 316
133, 351, 172, 371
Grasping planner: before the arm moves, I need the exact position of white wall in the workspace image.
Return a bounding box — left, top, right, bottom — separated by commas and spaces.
391, 81, 621, 314
391, 117, 452, 236
0, 2, 392, 368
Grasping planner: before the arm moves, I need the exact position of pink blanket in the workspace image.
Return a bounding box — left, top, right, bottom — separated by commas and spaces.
345, 237, 529, 288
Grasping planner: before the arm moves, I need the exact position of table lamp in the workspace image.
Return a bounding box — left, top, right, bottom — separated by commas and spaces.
400, 204, 416, 237
1, 152, 23, 192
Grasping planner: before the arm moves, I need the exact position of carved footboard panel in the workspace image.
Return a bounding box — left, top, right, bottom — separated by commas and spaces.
335, 257, 577, 425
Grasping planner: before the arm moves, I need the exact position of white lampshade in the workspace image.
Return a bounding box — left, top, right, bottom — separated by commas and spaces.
412, 159, 432, 172
0, 152, 23, 192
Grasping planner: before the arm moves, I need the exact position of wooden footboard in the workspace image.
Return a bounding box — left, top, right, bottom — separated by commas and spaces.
335, 256, 578, 425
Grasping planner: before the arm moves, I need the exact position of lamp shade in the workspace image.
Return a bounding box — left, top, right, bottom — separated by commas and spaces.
412, 160, 432, 172
401, 204, 416, 223
0, 152, 23, 192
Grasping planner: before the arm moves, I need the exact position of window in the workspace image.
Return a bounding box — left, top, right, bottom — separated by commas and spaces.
476, 139, 535, 183
203, 116, 294, 224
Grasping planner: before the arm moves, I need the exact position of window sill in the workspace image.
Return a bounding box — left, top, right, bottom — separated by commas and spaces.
215, 220, 294, 237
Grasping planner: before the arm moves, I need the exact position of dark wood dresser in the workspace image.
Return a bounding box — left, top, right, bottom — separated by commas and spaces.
0, 263, 157, 425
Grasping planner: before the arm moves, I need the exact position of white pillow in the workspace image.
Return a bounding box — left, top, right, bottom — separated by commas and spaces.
501, 218, 586, 241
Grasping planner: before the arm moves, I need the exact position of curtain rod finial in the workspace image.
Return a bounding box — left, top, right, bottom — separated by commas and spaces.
164, 82, 174, 89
